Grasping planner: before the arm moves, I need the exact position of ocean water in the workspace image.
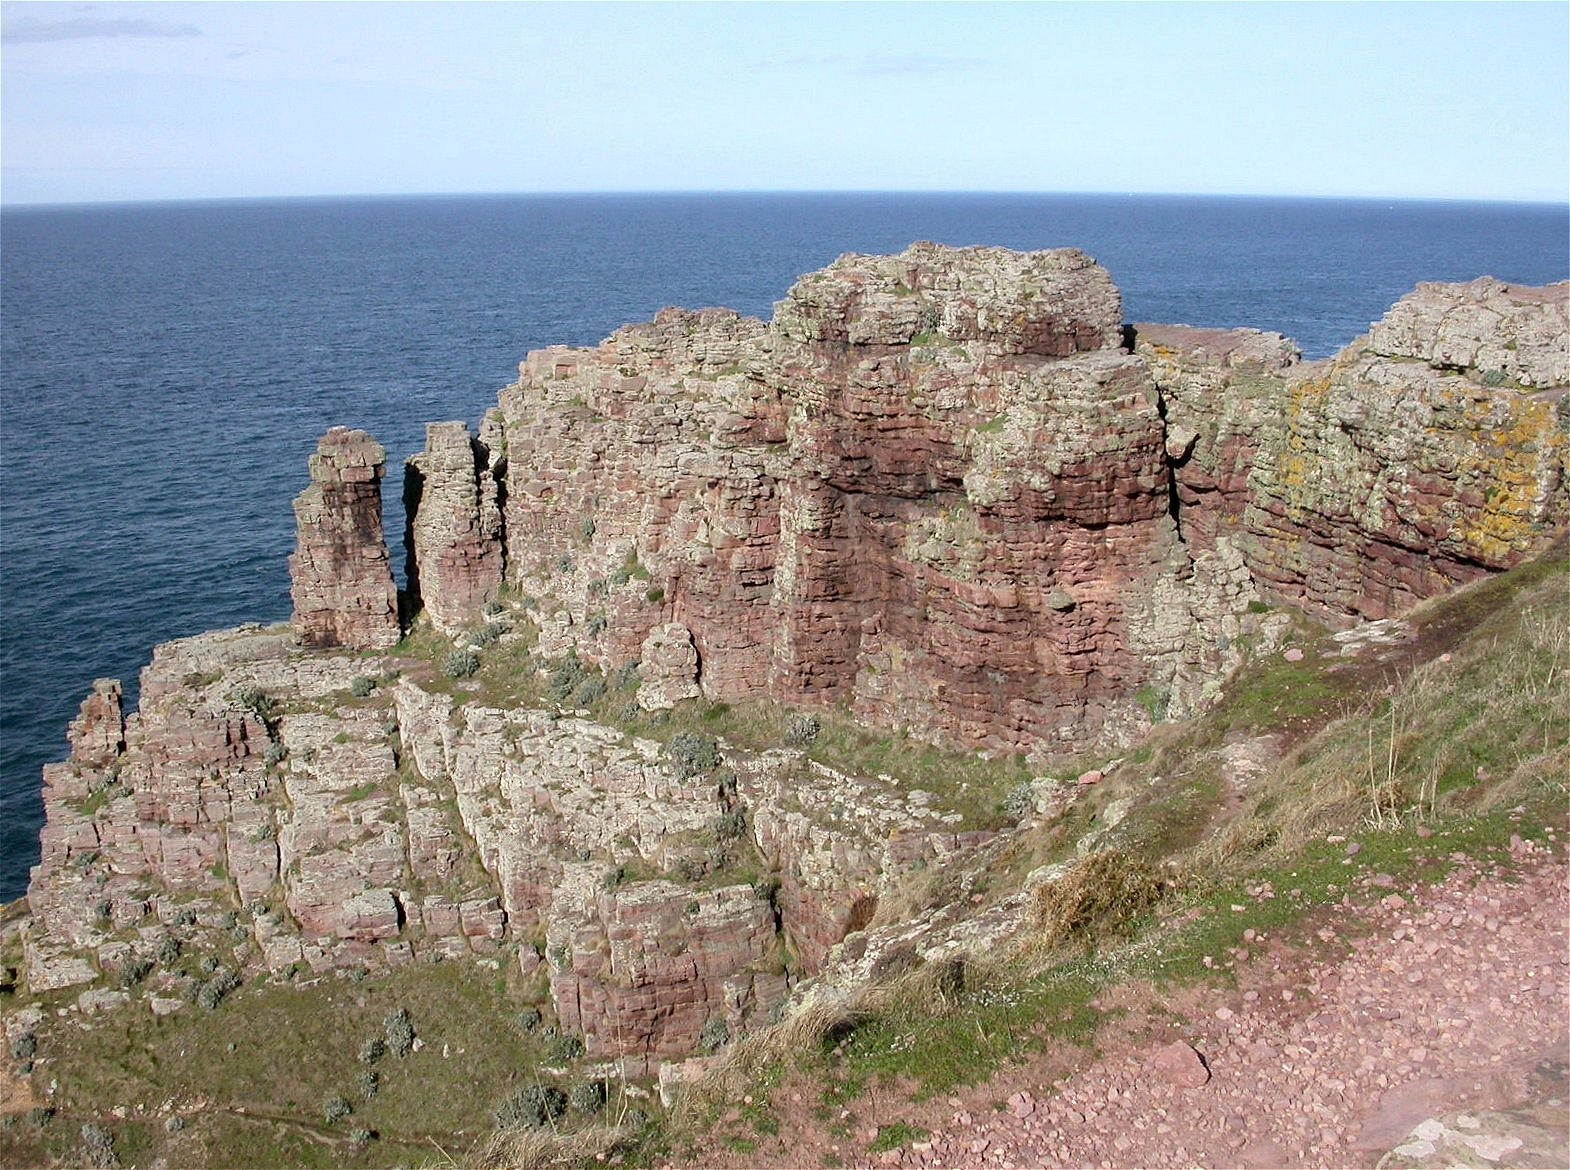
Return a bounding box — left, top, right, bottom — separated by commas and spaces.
2, 192, 1565, 901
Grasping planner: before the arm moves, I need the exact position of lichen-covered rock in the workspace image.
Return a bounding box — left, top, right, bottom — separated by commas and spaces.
288, 427, 401, 650
1366, 277, 1569, 389
404, 421, 504, 634
636, 623, 701, 710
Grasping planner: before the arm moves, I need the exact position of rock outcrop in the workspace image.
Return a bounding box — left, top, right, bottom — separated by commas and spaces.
288, 428, 401, 650
17, 245, 1569, 1073
403, 420, 505, 635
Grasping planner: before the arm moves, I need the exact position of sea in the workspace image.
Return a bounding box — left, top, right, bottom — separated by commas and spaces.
2, 192, 1566, 902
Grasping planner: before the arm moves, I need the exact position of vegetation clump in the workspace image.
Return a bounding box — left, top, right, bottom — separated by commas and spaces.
494, 1083, 568, 1130
670, 731, 720, 778
384, 1007, 416, 1057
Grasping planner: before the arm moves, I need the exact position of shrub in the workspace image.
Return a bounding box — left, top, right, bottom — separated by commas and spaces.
349, 1127, 373, 1146
470, 621, 507, 648
384, 1007, 416, 1057
263, 741, 288, 767
547, 654, 590, 703
349, 676, 375, 698
157, 936, 182, 965
196, 965, 239, 1011
10, 1033, 37, 1069
783, 712, 821, 746
495, 1083, 568, 1130
80, 1122, 117, 1168
358, 1036, 385, 1065
547, 1033, 585, 1062
515, 1006, 541, 1033
670, 731, 720, 778
1001, 780, 1036, 822
358, 1070, 379, 1101
711, 810, 747, 841
585, 612, 608, 636
163, 1116, 185, 1134
118, 958, 153, 989
442, 648, 480, 679
615, 663, 640, 692
229, 685, 275, 723
699, 1016, 730, 1054
568, 1079, 607, 1115
322, 1095, 352, 1125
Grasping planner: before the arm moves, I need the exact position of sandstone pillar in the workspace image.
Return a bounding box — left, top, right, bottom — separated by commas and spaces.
289, 427, 401, 649
403, 421, 504, 634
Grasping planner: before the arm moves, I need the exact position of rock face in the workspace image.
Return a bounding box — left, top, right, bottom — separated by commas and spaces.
18, 245, 1570, 1070
288, 428, 401, 650
404, 421, 505, 635
430, 245, 1565, 752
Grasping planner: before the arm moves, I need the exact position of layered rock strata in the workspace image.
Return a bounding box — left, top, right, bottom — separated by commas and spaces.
18, 246, 1570, 1071
288, 427, 401, 649
403, 420, 505, 635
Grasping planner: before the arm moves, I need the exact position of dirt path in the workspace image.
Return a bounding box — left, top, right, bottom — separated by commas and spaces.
861, 839, 1567, 1170
678, 834, 1568, 1170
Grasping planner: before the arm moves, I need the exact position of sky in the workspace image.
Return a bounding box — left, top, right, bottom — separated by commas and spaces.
1, 1, 1566, 206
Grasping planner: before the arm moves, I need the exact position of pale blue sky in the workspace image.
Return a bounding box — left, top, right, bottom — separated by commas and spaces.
2, 1, 1566, 205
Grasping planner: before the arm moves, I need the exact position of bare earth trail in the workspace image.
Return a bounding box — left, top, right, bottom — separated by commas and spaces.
679, 835, 1569, 1170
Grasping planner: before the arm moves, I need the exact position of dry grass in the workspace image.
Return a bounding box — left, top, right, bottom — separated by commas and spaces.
1028, 849, 1165, 953
468, 1121, 639, 1170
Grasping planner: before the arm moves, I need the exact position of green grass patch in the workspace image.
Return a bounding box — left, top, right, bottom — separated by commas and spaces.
869, 1122, 930, 1153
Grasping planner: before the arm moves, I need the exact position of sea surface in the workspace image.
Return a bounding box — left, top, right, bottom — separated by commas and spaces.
2, 192, 1566, 901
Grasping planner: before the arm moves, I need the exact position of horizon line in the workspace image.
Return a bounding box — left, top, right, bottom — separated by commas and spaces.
4, 187, 1567, 213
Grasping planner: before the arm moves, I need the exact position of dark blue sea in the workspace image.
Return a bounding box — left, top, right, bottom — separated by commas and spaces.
2, 192, 1566, 901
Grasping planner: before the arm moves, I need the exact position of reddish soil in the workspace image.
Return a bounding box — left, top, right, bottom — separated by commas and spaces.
672, 832, 1569, 1170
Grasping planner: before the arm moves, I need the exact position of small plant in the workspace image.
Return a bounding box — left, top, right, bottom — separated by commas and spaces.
358, 1070, 379, 1101
711, 810, 747, 841
515, 1006, 542, 1032
580, 517, 597, 541
384, 1007, 416, 1056
568, 1079, 607, 1115
585, 612, 608, 637
163, 1116, 185, 1134
495, 1083, 568, 1130
229, 684, 276, 723
548, 653, 590, 703
10, 1033, 37, 1072
670, 731, 720, 778
80, 1121, 117, 1168
442, 648, 480, 679
601, 865, 627, 891
615, 663, 640, 692
263, 741, 288, 767
470, 621, 507, 648
349, 676, 375, 698
358, 1035, 385, 1065
1001, 780, 1036, 822
157, 936, 182, 965
349, 1126, 373, 1146
869, 1122, 930, 1154
196, 965, 239, 1011
547, 1033, 585, 1062
783, 712, 821, 746
556, 554, 575, 574
322, 1094, 352, 1125
118, 957, 153, 989
575, 677, 607, 705
699, 1016, 730, 1054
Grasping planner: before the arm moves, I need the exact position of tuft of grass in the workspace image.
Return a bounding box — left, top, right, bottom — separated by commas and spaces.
1031, 849, 1165, 953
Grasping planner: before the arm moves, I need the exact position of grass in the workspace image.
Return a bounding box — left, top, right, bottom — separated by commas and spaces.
14, 961, 577, 1168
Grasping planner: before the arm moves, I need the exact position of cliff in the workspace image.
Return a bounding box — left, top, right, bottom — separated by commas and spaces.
13, 246, 1568, 1078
